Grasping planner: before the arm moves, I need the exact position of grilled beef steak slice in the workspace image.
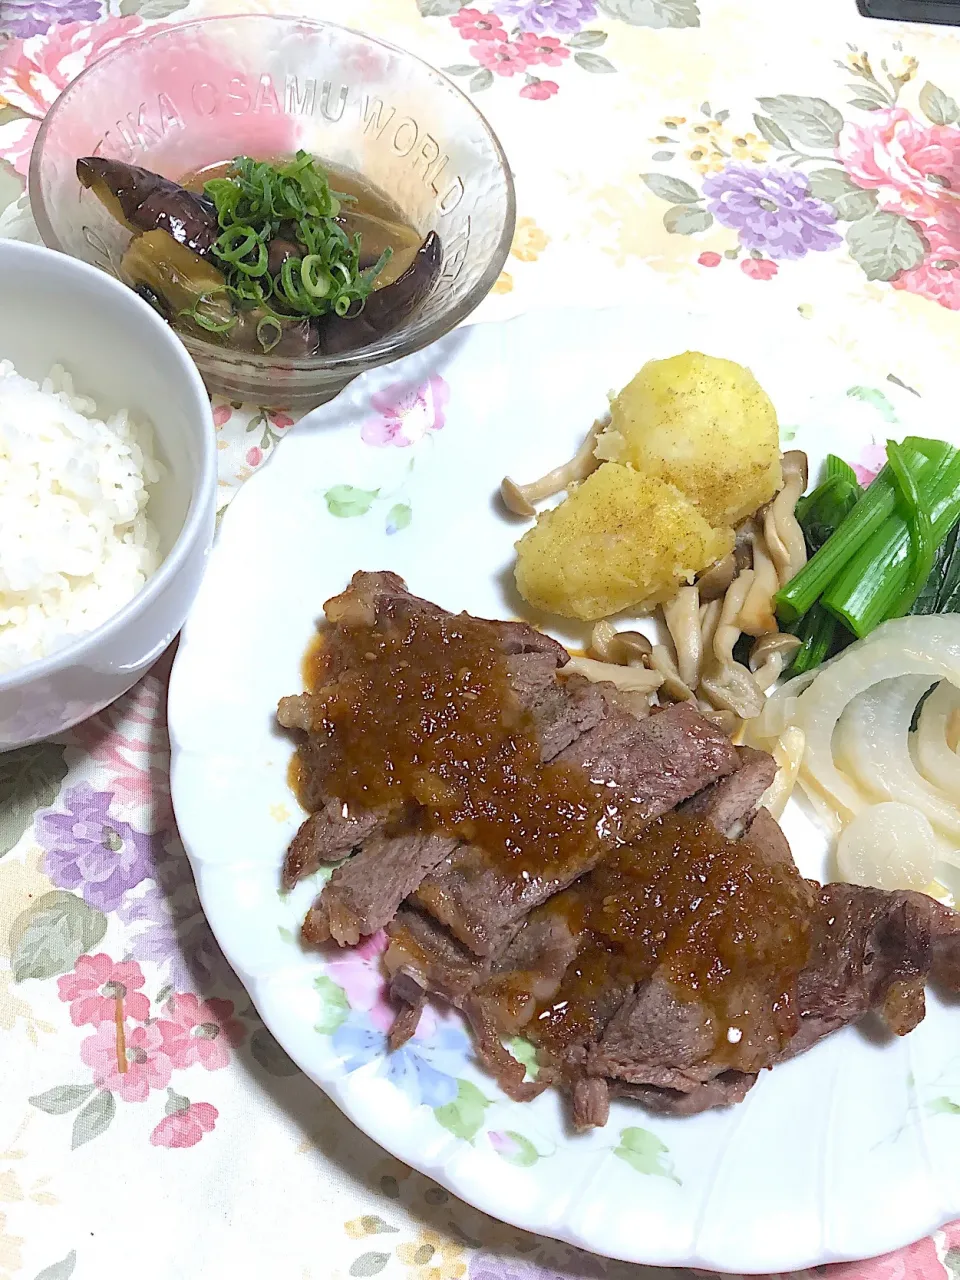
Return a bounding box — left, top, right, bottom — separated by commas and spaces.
414, 702, 740, 956
677, 746, 776, 838
302, 832, 459, 947
385, 907, 493, 1014
613, 1071, 757, 1118
280, 577, 595, 892
325, 570, 569, 664
776, 883, 960, 1059
741, 805, 794, 868
581, 873, 960, 1123
282, 800, 382, 887
389, 738, 780, 1078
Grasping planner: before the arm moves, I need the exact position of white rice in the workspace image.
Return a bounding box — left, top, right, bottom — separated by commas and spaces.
0, 359, 162, 674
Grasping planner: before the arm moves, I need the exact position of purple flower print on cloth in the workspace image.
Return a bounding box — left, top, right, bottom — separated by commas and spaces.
37, 782, 152, 912
118, 879, 231, 993
2, 0, 102, 39
492, 0, 596, 35
702, 163, 842, 260
118, 884, 178, 965
361, 376, 449, 448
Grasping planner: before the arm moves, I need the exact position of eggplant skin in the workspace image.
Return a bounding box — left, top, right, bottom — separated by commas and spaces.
319, 230, 443, 355
121, 229, 320, 358
77, 157, 219, 257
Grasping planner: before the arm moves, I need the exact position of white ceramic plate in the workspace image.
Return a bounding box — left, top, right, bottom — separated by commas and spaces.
168, 304, 960, 1273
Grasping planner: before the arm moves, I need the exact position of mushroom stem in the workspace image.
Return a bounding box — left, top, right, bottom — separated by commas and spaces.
764, 451, 808, 587
564, 656, 663, 694
698, 570, 767, 720
739, 524, 780, 638
647, 645, 698, 703
699, 597, 723, 659
713, 571, 754, 668
662, 586, 702, 689
500, 418, 605, 517
748, 632, 802, 692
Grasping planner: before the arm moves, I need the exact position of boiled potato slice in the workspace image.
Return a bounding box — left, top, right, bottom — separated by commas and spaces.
514, 462, 733, 621
596, 351, 782, 528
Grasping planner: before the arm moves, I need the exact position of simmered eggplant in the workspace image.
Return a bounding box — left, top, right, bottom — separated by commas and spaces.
122, 231, 319, 358
80, 151, 441, 358
77, 158, 219, 257
319, 232, 443, 355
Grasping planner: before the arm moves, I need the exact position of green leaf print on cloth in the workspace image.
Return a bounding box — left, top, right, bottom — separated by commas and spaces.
597, 0, 699, 26
33, 1251, 77, 1280
0, 743, 68, 857
9, 891, 107, 982
806, 169, 879, 222
846, 211, 926, 281
71, 1090, 116, 1149
755, 94, 844, 148
28, 1084, 95, 1115
918, 81, 959, 126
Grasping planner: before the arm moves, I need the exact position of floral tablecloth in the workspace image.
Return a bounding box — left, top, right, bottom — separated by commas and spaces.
2, 0, 960, 1276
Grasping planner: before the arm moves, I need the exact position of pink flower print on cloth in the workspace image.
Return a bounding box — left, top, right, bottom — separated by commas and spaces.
0, 16, 149, 175
81, 1020, 172, 1102
156, 993, 245, 1071
57, 954, 149, 1027
361, 377, 449, 448
891, 219, 960, 310
150, 1101, 218, 1149
837, 107, 960, 237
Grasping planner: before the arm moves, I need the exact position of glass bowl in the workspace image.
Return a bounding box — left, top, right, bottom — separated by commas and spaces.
30, 15, 515, 410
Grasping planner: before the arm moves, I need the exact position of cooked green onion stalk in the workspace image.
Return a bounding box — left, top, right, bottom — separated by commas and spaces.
775, 442, 943, 624
885, 440, 935, 617
911, 521, 960, 616
793, 453, 861, 554
204, 151, 392, 324
787, 603, 840, 676
822, 444, 960, 637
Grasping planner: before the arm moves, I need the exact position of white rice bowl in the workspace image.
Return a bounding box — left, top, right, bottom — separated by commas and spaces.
0, 359, 162, 674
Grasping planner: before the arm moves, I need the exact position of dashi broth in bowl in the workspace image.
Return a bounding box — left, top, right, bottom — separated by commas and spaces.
30, 15, 515, 409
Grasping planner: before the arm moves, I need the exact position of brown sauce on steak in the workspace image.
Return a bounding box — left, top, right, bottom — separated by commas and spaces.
531, 813, 811, 1065
293, 601, 810, 1062
295, 606, 614, 879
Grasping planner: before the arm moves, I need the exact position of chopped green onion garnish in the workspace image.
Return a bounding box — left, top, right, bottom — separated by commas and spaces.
178, 293, 237, 334
256, 316, 283, 353
203, 150, 392, 323
301, 255, 331, 298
